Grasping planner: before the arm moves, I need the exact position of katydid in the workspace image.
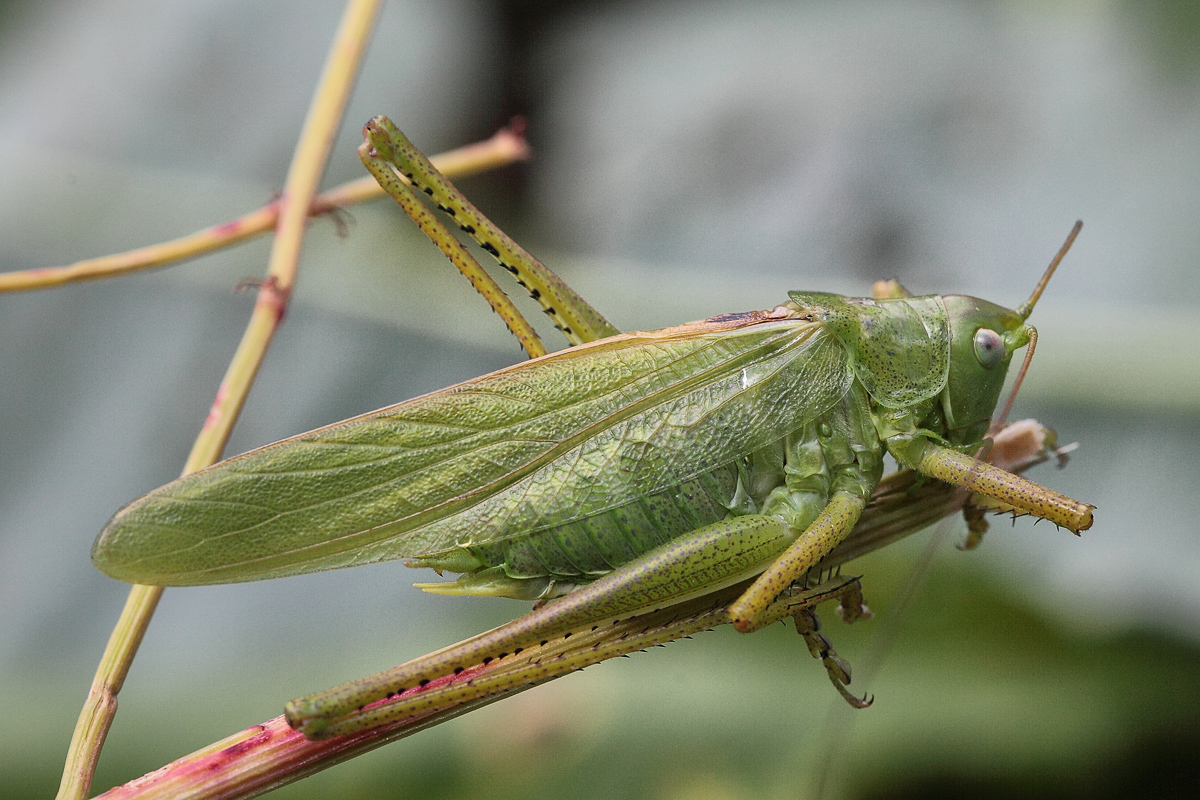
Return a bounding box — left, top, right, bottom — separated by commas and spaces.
92, 116, 1093, 740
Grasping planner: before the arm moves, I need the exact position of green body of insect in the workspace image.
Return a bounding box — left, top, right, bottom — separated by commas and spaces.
90, 117, 1093, 739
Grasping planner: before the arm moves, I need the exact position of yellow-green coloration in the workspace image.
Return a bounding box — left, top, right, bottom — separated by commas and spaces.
363, 117, 619, 348
298, 574, 871, 739
788, 293, 951, 408
90, 117, 1093, 739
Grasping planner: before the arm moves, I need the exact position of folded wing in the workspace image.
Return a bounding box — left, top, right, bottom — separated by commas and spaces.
94, 315, 850, 585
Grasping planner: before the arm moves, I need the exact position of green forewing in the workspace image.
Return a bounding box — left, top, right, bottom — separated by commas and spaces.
788, 292, 949, 408
93, 318, 852, 585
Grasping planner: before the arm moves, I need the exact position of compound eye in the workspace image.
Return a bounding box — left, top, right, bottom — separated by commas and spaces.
973, 328, 1005, 369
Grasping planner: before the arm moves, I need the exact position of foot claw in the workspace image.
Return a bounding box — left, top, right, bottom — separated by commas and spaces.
793, 606, 872, 709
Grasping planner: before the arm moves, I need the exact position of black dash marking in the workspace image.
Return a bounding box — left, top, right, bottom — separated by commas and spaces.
540, 640, 549, 646
497, 652, 508, 659
563, 632, 573, 639
385, 692, 395, 699
481, 242, 500, 256
418, 679, 430, 687
453, 666, 464, 674
530, 288, 541, 299
460, 224, 476, 234
482, 657, 493, 665
706, 310, 764, 324
423, 187, 434, 196
513, 647, 524, 655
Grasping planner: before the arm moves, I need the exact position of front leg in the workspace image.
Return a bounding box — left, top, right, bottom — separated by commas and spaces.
889, 436, 1093, 533
728, 491, 867, 632
730, 381, 883, 632
794, 605, 873, 709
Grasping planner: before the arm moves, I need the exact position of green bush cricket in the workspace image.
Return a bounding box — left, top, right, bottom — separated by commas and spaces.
92, 116, 1093, 740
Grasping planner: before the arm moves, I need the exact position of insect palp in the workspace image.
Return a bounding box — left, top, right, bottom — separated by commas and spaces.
991, 327, 1038, 434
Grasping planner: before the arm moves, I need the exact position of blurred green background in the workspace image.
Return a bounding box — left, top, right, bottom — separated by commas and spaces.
1, 1, 1198, 798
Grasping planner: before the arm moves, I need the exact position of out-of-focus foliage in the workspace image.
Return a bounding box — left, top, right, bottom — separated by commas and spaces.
2, 1, 1198, 798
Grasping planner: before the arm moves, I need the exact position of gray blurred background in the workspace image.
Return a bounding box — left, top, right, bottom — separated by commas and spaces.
1, 1, 1198, 798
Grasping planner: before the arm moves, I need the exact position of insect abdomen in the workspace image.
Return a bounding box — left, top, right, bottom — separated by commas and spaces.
464, 464, 741, 593
426, 382, 884, 601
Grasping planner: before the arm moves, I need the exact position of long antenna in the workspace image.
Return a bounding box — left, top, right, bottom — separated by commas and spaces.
1018, 220, 1082, 320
